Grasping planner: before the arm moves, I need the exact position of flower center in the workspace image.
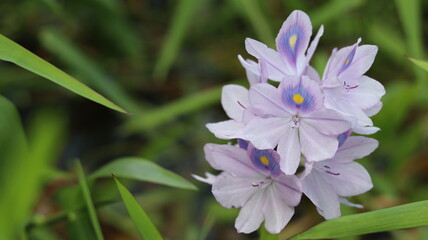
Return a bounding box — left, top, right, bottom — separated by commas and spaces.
289, 34, 298, 50
292, 114, 301, 128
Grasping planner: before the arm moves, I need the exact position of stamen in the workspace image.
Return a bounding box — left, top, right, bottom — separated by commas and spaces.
237, 100, 246, 109
325, 170, 340, 176
292, 114, 301, 128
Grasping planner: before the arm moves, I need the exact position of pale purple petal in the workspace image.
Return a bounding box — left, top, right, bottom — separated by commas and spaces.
346, 76, 385, 110
263, 186, 295, 234
245, 117, 289, 149
304, 66, 321, 83
238, 56, 261, 85
247, 144, 282, 177
303, 108, 351, 135
321, 161, 373, 197
299, 122, 338, 162
364, 101, 383, 117
249, 83, 291, 116
322, 48, 338, 81
274, 175, 302, 206
323, 39, 361, 82
235, 189, 265, 233
339, 198, 363, 208
206, 120, 245, 140
221, 84, 249, 120
340, 45, 378, 83
304, 25, 324, 68
212, 173, 263, 209
245, 38, 291, 75
204, 144, 260, 177
352, 125, 380, 135
277, 127, 301, 175
279, 75, 324, 114
302, 170, 341, 219
331, 136, 379, 163
276, 10, 312, 75
192, 172, 217, 185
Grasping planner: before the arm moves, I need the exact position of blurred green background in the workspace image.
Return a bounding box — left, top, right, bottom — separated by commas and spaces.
0, 0, 427, 239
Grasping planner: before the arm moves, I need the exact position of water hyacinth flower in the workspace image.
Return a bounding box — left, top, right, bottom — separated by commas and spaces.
245, 76, 351, 175
322, 39, 386, 133
301, 134, 378, 219
198, 143, 302, 234
238, 10, 323, 82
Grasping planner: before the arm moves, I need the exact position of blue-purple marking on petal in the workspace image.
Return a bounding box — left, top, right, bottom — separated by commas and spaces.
337, 130, 352, 148
339, 45, 357, 74
238, 139, 249, 150
278, 25, 303, 67
249, 147, 282, 177
281, 81, 316, 112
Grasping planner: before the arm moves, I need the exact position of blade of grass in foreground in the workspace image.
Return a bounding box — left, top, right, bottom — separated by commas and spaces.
0, 34, 128, 113
90, 157, 197, 190
289, 200, 428, 239
75, 161, 105, 240
407, 57, 428, 72
114, 177, 164, 240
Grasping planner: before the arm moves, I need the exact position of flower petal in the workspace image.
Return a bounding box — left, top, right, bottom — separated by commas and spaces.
245, 117, 288, 149
299, 122, 338, 162
235, 189, 265, 233
346, 76, 385, 110
276, 10, 312, 75
331, 136, 379, 163
192, 172, 217, 185
212, 173, 263, 209
206, 120, 245, 140
274, 175, 302, 206
302, 170, 341, 219
263, 185, 295, 234
304, 25, 324, 68
277, 127, 301, 175
249, 83, 291, 116
245, 38, 291, 76
304, 66, 321, 83
339, 45, 378, 83
321, 161, 373, 197
279, 75, 324, 114
222, 84, 249, 120
204, 144, 261, 177
303, 108, 351, 135
238, 56, 277, 84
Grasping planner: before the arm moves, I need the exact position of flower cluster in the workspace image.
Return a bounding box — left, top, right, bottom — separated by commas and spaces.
196, 10, 385, 234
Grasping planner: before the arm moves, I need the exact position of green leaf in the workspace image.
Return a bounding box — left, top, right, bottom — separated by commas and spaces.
0, 34, 128, 113
90, 157, 197, 190
153, 0, 204, 80
39, 28, 141, 113
123, 85, 223, 133
114, 177, 164, 240
408, 57, 428, 72
290, 200, 428, 239
76, 160, 105, 240
310, 0, 364, 26
259, 226, 279, 240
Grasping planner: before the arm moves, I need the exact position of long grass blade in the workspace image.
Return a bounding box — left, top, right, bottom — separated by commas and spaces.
75, 160, 105, 240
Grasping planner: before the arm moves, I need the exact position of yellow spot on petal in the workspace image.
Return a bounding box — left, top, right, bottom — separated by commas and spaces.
293, 94, 304, 104
345, 58, 350, 66
260, 156, 269, 166
289, 34, 297, 49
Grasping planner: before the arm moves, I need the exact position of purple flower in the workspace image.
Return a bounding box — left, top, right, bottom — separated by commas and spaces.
321, 39, 385, 133
301, 135, 377, 219
198, 143, 302, 234
244, 76, 351, 175
239, 10, 324, 81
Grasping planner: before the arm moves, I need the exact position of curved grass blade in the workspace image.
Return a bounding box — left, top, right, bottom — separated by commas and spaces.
153, 0, 203, 80
408, 57, 428, 72
114, 177, 164, 240
0, 34, 128, 113
290, 200, 428, 239
75, 160, 105, 240
90, 157, 197, 190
